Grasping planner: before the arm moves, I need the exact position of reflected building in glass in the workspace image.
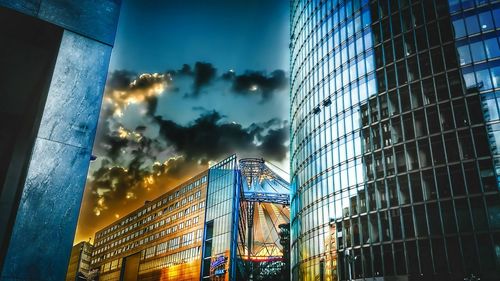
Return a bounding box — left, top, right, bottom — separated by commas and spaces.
290, 0, 500, 280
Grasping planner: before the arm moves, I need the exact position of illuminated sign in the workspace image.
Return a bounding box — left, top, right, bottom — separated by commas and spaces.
210, 256, 226, 269
214, 269, 226, 276
210, 255, 227, 277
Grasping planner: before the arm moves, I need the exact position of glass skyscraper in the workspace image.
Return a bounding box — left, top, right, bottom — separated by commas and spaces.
290, 0, 500, 280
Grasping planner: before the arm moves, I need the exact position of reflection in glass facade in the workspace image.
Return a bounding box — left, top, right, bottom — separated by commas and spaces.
290, 0, 500, 280
201, 155, 240, 280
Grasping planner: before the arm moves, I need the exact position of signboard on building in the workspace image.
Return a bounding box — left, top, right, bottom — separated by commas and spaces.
210, 255, 227, 279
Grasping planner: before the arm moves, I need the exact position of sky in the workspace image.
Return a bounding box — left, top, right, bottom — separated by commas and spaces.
73, 0, 290, 243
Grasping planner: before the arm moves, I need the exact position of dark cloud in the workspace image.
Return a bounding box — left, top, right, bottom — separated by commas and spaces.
179, 64, 192, 75
145, 96, 158, 116
103, 71, 168, 117
221, 70, 236, 80
166, 63, 289, 102
192, 106, 208, 112
155, 110, 289, 162
105, 70, 135, 91
258, 126, 289, 161
192, 62, 217, 96
84, 108, 288, 236
166, 62, 218, 98
76, 63, 289, 242
230, 70, 287, 102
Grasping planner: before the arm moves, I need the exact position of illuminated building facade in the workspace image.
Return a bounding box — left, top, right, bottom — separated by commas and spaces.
66, 241, 93, 281
290, 0, 500, 280
91, 155, 290, 281
92, 171, 208, 281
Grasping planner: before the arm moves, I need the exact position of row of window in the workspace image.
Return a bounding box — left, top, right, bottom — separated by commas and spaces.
95, 175, 207, 240
142, 230, 202, 260
452, 6, 500, 39
92, 205, 203, 264
94, 196, 204, 251
138, 246, 201, 274
291, 11, 374, 110
449, 0, 499, 13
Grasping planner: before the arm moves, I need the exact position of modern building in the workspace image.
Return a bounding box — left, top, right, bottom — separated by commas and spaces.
0, 1, 120, 280
66, 241, 94, 281
90, 155, 290, 281
290, 0, 500, 281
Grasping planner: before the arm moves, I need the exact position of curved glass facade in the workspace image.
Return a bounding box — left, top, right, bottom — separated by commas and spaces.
290, 0, 500, 280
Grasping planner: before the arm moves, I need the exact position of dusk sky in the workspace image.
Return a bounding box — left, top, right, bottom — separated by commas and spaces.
74, 0, 290, 243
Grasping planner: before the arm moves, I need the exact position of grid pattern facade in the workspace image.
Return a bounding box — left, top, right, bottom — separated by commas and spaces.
65, 242, 93, 281
290, 0, 500, 281
91, 172, 208, 281
201, 155, 239, 280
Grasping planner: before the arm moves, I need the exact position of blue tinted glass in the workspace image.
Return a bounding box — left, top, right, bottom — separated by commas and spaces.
458, 45, 472, 65
479, 11, 494, 31
476, 68, 492, 90
465, 15, 480, 35
366, 50, 375, 72
494, 8, 500, 28
463, 71, 477, 89
346, 0, 352, 16
484, 38, 500, 59
492, 66, 500, 88
481, 93, 499, 121
461, 0, 474, 9
348, 20, 354, 38
362, 8, 370, 27
470, 41, 486, 62
364, 31, 373, 49
453, 18, 466, 38
448, 0, 461, 12
358, 57, 366, 76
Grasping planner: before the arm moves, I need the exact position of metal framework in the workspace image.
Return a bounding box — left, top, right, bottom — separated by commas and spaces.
237, 158, 290, 280
242, 192, 289, 205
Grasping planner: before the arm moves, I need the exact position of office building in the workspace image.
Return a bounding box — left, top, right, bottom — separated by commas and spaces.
0, 1, 120, 280
66, 241, 93, 281
90, 155, 290, 281
290, 0, 500, 280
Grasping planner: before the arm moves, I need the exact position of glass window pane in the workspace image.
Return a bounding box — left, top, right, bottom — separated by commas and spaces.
493, 8, 500, 28
479, 11, 494, 31
481, 93, 500, 121
457, 45, 471, 65
476, 68, 492, 90
470, 41, 486, 62
465, 15, 480, 35
453, 18, 466, 38
491, 66, 500, 88
484, 37, 500, 59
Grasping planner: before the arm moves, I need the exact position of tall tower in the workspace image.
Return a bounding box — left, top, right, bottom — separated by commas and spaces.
290, 0, 500, 280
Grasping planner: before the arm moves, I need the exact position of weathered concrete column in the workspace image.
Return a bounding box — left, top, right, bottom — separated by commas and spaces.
0, 1, 120, 280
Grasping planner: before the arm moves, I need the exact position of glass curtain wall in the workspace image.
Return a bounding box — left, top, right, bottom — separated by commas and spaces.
201, 155, 239, 280
290, 0, 500, 280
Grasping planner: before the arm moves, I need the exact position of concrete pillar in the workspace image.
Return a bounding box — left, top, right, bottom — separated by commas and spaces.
0, 1, 120, 280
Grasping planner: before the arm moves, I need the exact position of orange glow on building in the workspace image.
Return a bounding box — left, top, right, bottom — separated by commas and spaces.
91, 171, 208, 281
